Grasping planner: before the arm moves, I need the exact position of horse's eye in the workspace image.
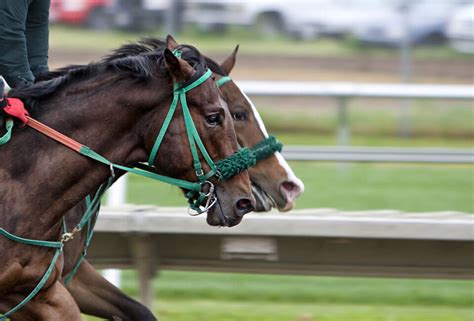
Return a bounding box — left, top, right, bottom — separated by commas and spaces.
206, 113, 221, 126
232, 112, 247, 121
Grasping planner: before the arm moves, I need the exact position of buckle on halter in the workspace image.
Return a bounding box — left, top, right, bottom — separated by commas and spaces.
187, 180, 217, 216
195, 168, 204, 178
109, 163, 116, 178
61, 232, 74, 243
60, 227, 81, 243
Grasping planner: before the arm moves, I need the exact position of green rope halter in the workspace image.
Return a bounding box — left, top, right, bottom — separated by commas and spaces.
0, 57, 285, 318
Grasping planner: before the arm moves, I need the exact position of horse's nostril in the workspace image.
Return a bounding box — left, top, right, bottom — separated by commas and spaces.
279, 181, 302, 212
281, 181, 300, 194
235, 198, 254, 217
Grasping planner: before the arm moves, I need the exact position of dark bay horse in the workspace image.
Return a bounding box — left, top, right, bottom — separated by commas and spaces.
93, 37, 304, 212
0, 37, 254, 320
57, 39, 304, 321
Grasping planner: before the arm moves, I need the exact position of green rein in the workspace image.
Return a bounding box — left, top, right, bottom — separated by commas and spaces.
0, 64, 282, 319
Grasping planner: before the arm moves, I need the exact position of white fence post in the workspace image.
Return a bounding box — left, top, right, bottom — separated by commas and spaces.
103, 174, 128, 288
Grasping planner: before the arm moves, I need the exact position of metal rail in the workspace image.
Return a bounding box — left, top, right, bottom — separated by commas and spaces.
88, 207, 474, 307
101, 81, 474, 296
282, 146, 474, 164
238, 81, 474, 146
238, 81, 474, 100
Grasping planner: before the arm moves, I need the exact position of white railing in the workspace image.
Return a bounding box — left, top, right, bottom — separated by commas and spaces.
89, 207, 474, 307
238, 81, 474, 99
282, 146, 473, 163
239, 81, 473, 146
104, 82, 474, 287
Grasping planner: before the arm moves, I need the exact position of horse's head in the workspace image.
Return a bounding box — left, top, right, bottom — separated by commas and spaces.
213, 46, 304, 212
11, 37, 257, 227
143, 37, 255, 226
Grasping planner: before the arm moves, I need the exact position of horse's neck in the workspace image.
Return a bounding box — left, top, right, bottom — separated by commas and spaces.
0, 85, 157, 240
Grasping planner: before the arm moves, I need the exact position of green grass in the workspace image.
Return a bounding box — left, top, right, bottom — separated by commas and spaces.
86, 301, 474, 321
152, 301, 474, 321
84, 271, 474, 321
254, 99, 474, 147
126, 162, 474, 213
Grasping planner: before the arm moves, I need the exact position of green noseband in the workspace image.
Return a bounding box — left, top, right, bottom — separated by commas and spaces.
215, 135, 282, 181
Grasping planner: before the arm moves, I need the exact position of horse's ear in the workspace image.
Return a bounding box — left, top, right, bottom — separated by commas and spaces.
166, 35, 179, 51
220, 45, 239, 75
163, 48, 193, 82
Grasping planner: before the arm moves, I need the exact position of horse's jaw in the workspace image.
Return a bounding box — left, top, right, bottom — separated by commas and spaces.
251, 183, 276, 212
251, 179, 304, 213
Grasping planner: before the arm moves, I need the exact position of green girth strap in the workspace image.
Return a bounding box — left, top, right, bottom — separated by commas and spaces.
0, 229, 63, 320
0, 119, 13, 145
63, 188, 104, 285
0, 249, 62, 320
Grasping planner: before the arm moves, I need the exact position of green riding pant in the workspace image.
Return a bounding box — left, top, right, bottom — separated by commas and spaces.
0, 0, 50, 87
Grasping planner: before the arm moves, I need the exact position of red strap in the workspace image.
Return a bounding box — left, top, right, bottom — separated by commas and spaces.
1, 97, 84, 152
26, 116, 84, 152
3, 98, 29, 126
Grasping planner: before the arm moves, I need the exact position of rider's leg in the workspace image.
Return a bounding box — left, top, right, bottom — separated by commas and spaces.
0, 0, 35, 87
25, 0, 50, 79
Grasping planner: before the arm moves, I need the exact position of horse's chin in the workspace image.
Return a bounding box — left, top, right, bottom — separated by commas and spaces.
206, 209, 243, 227
252, 181, 296, 212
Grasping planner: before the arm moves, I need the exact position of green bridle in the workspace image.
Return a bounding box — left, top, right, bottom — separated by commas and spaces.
144, 53, 282, 214
146, 67, 220, 213
77, 64, 280, 214
0, 52, 284, 320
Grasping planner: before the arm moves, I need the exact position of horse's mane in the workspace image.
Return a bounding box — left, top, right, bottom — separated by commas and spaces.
102, 37, 228, 77
11, 37, 212, 104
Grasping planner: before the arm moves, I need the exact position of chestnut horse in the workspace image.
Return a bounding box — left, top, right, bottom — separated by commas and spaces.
57, 39, 304, 321
94, 37, 304, 212
0, 37, 254, 320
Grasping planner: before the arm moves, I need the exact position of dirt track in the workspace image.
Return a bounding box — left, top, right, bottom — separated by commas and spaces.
50, 48, 473, 84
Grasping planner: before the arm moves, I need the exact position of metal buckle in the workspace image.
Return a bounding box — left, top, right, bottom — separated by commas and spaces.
195, 168, 204, 178
60, 227, 81, 243
187, 181, 217, 216
61, 232, 74, 243
109, 163, 116, 178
